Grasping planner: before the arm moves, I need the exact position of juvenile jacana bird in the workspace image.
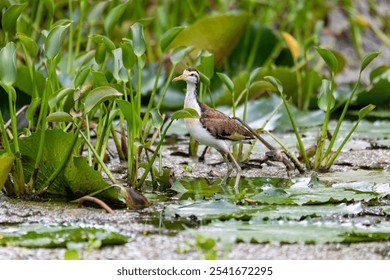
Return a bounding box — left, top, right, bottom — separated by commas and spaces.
172, 68, 254, 189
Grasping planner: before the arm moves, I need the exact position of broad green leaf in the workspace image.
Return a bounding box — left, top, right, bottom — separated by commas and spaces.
130, 23, 146, 57
264, 76, 283, 94
217, 72, 234, 93
74, 66, 90, 88
160, 26, 184, 52
44, 21, 71, 59
360, 51, 380, 73
198, 71, 210, 88
170, 46, 192, 65
90, 70, 109, 87
167, 12, 250, 67
116, 99, 142, 128
87, 1, 108, 23
104, 1, 128, 35
121, 39, 136, 70
49, 88, 75, 108
84, 86, 122, 113
0, 42, 17, 86
0, 153, 14, 190
46, 112, 73, 123
150, 108, 163, 129
170, 180, 188, 193
17, 129, 119, 202
251, 187, 293, 204
315, 47, 338, 74
358, 104, 376, 119
317, 79, 335, 112
248, 67, 263, 86
17, 33, 38, 57
2, 3, 28, 34
90, 34, 116, 51
171, 108, 199, 120
112, 48, 128, 82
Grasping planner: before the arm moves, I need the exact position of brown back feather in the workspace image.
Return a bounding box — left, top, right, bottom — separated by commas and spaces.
199, 103, 253, 141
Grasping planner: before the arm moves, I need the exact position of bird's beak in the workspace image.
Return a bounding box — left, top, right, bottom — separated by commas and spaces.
172, 75, 185, 82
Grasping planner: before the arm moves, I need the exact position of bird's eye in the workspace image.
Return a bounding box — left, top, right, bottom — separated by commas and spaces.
190, 73, 195, 76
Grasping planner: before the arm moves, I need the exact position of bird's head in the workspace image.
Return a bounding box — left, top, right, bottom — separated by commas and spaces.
172, 68, 199, 85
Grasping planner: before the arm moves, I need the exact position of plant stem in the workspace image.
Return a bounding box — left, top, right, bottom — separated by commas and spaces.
137, 119, 174, 188
324, 73, 362, 159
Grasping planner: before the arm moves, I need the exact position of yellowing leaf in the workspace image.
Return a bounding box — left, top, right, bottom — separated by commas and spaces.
0, 153, 14, 190
282, 32, 299, 61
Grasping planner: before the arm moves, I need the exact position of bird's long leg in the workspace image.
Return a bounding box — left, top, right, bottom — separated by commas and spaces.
227, 151, 242, 190
220, 153, 233, 186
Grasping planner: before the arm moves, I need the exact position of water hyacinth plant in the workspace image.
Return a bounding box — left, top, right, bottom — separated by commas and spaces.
0, 0, 388, 207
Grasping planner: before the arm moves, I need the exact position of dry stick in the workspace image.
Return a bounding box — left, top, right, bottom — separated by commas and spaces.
4, 105, 29, 129
77, 195, 113, 213
232, 117, 304, 174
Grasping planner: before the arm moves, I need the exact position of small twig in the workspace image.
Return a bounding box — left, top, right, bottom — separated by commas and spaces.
77, 195, 113, 213
4, 105, 29, 129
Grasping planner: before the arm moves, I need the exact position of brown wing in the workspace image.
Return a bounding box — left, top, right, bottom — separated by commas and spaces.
199, 103, 253, 141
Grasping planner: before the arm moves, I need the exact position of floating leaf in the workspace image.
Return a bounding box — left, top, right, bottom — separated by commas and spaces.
0, 224, 129, 248
187, 220, 390, 244
84, 86, 122, 113
104, 1, 128, 35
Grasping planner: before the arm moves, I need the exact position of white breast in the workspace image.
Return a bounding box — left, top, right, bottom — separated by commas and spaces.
184, 118, 230, 154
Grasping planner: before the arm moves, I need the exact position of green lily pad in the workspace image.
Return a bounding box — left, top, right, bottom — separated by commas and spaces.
0, 224, 129, 248
165, 200, 363, 221
186, 220, 390, 244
